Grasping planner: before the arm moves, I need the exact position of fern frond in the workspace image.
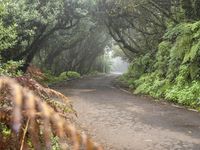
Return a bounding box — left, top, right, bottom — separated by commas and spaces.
0, 77, 103, 150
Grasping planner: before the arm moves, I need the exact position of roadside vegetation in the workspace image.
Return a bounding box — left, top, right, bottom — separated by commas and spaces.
44, 70, 81, 84
112, 1, 200, 110
1, 0, 200, 149
0, 0, 107, 149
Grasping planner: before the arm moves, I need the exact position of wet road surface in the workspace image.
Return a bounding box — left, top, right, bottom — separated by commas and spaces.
56, 75, 200, 150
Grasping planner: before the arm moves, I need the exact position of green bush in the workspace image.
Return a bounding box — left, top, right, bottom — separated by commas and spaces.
0, 60, 23, 77
87, 71, 100, 76
44, 71, 81, 84
66, 71, 81, 79
120, 20, 200, 109
59, 72, 69, 80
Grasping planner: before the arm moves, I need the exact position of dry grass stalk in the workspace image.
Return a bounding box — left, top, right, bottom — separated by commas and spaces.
0, 77, 103, 150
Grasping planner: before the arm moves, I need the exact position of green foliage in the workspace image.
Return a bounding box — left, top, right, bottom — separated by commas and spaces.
43, 70, 63, 84
122, 20, 200, 109
165, 81, 200, 106
0, 22, 17, 51
0, 2, 17, 52
44, 70, 81, 84
42, 70, 57, 83
0, 123, 11, 138
0, 0, 110, 75
51, 136, 61, 150
91, 52, 113, 74
87, 70, 101, 76
183, 40, 200, 63
58, 71, 81, 81
59, 72, 69, 80
154, 41, 171, 77
0, 60, 23, 77
66, 71, 81, 79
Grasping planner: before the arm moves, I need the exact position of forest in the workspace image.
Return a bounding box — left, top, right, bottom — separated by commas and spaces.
0, 0, 200, 149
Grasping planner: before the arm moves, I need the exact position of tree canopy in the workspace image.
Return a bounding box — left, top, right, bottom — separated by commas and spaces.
1, 0, 200, 85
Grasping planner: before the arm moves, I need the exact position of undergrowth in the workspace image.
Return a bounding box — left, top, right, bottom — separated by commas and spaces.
120, 20, 200, 110
0, 64, 102, 149
0, 60, 24, 77
0, 77, 103, 150
44, 70, 81, 84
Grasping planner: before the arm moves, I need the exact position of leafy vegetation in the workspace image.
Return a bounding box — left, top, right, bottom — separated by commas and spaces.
1, 0, 200, 148
0, 60, 23, 77
95, 0, 200, 110
44, 70, 81, 84
0, 1, 106, 148
0, 0, 111, 75
120, 20, 200, 110
66, 71, 81, 79
0, 2, 17, 52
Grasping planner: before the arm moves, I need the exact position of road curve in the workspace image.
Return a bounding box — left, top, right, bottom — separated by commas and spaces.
56, 75, 200, 150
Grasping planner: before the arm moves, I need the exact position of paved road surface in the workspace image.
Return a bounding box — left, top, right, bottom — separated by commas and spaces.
57, 75, 200, 150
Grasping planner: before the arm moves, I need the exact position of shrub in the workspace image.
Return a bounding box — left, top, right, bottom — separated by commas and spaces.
66, 71, 81, 79
58, 71, 80, 81
0, 77, 102, 150
0, 60, 23, 77
59, 71, 69, 80
88, 71, 100, 76
120, 20, 200, 109
43, 71, 81, 84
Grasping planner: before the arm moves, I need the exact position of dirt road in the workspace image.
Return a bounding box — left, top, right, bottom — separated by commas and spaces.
57, 75, 200, 150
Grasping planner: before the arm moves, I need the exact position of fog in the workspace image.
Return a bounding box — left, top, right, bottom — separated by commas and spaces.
111, 57, 129, 75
